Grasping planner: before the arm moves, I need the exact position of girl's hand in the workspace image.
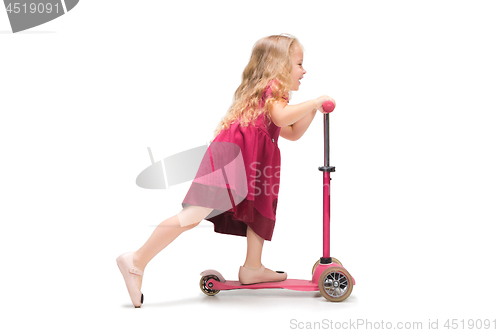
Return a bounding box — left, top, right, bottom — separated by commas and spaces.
315, 95, 336, 114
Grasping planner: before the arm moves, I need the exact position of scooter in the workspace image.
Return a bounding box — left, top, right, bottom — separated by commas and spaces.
199, 100, 355, 302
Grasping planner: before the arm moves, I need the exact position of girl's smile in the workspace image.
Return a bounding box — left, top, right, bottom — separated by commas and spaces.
291, 46, 306, 91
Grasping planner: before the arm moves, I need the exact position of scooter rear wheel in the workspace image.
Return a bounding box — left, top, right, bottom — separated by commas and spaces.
318, 266, 353, 302
200, 275, 221, 296
312, 257, 342, 275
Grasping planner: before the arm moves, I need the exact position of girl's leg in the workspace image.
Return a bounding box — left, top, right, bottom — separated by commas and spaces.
131, 205, 213, 289
240, 225, 287, 284
243, 225, 265, 269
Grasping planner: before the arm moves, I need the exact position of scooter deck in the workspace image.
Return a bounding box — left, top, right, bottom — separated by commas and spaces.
208, 278, 319, 292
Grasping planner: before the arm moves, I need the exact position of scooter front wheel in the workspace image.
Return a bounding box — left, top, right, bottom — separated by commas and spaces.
200, 275, 221, 296
318, 266, 353, 302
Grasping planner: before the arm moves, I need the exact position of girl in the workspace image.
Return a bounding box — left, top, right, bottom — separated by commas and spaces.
117, 34, 336, 308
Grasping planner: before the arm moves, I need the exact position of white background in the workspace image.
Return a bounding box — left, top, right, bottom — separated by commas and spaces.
1, 1, 499, 332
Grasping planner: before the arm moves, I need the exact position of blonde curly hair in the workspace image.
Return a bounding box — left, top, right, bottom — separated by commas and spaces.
211, 34, 302, 142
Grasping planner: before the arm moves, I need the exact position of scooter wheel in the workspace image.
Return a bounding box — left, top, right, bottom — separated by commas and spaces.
312, 257, 342, 275
318, 266, 353, 302
200, 275, 220, 296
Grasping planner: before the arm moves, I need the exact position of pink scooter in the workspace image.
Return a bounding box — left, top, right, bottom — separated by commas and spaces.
199, 101, 355, 302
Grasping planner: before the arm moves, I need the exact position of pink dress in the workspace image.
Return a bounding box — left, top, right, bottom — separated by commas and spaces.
181, 82, 287, 241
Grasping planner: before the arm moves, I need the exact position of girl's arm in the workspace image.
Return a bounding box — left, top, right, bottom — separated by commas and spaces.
270, 100, 317, 128
270, 95, 335, 128
290, 109, 316, 141
279, 125, 296, 141
279, 110, 316, 141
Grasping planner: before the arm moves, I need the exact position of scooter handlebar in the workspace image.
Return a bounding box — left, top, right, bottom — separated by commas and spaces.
322, 100, 335, 113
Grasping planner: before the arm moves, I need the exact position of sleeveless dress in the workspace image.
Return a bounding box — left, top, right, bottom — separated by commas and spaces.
181, 82, 287, 241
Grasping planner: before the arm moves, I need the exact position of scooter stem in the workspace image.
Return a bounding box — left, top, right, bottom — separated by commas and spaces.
318, 112, 335, 262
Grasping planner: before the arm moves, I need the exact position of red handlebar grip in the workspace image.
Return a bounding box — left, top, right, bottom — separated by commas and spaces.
322, 100, 335, 113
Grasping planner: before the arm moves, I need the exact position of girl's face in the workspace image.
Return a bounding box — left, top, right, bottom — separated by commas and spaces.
290, 46, 306, 91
